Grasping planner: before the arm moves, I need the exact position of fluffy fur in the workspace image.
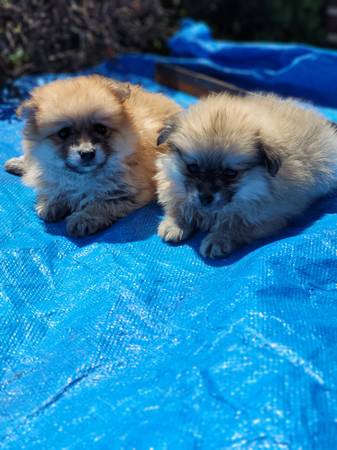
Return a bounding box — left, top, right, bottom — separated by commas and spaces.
4, 75, 180, 236
156, 92, 337, 258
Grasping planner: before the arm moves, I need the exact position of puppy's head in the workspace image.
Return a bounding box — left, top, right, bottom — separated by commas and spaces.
18, 75, 132, 174
157, 94, 281, 211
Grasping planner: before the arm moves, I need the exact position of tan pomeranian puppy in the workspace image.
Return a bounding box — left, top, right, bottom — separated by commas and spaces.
4, 75, 181, 236
156, 92, 337, 258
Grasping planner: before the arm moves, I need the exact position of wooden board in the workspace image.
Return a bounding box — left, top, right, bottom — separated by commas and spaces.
155, 62, 337, 129
155, 62, 249, 97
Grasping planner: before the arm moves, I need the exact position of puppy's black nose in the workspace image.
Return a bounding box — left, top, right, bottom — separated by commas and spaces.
199, 192, 214, 206
79, 149, 96, 162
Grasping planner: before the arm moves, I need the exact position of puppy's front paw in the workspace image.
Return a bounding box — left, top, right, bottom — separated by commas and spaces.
36, 202, 69, 222
4, 156, 24, 176
66, 213, 102, 237
200, 233, 235, 259
158, 217, 191, 243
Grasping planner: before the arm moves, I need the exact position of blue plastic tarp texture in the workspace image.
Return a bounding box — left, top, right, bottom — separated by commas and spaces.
1, 19, 337, 449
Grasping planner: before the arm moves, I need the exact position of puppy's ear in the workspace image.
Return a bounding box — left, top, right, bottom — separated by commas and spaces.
105, 79, 131, 103
157, 114, 180, 146
257, 138, 282, 177
114, 83, 131, 103
16, 98, 37, 120
157, 125, 173, 147
91, 75, 131, 103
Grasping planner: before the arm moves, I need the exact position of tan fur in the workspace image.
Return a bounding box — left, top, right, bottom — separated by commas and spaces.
156, 92, 337, 258
4, 75, 181, 236
4, 157, 24, 176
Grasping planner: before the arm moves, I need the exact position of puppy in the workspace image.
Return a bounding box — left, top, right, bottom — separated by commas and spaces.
4, 75, 181, 236
156, 92, 337, 258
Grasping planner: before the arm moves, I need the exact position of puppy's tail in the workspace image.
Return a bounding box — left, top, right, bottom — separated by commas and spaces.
4, 156, 25, 176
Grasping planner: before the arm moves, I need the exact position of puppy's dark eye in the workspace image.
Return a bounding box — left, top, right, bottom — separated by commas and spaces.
223, 168, 238, 179
93, 123, 108, 136
57, 127, 72, 140
187, 163, 199, 174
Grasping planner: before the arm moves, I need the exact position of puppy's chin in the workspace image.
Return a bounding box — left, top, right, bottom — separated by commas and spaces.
65, 158, 108, 174
199, 202, 228, 213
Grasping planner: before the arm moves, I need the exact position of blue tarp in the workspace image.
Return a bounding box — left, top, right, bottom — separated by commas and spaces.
1, 20, 337, 449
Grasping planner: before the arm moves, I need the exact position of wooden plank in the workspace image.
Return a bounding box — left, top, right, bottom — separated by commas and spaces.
155, 62, 249, 97
155, 62, 337, 129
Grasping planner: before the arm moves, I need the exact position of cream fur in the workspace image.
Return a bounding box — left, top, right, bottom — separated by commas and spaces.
4, 75, 181, 236
156, 92, 337, 258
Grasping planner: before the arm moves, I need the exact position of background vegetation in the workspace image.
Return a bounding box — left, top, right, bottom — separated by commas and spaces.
0, 0, 326, 85
175, 0, 325, 43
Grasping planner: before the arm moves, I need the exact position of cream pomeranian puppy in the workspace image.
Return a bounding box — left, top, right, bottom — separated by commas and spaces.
4, 75, 181, 236
156, 93, 337, 258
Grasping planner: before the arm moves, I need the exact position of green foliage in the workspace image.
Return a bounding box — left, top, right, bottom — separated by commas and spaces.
0, 0, 327, 85
0, 0, 173, 85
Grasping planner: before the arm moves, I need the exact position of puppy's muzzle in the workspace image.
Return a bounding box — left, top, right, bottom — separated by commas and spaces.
199, 192, 214, 206
78, 149, 96, 162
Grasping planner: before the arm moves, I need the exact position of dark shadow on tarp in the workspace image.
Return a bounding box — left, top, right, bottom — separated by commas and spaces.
44, 202, 161, 247
177, 192, 337, 268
